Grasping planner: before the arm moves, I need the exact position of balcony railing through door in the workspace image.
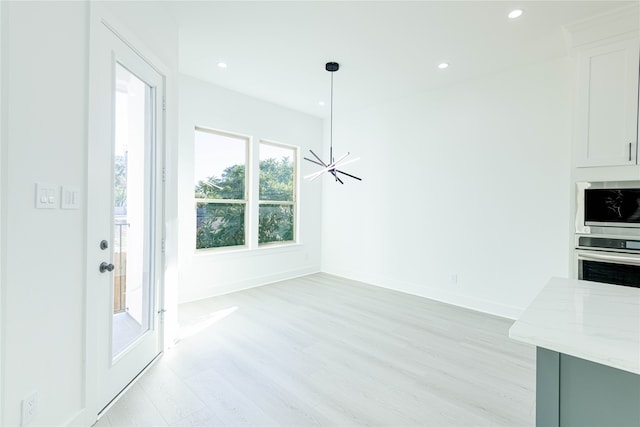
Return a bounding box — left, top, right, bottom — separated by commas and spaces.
113, 221, 129, 314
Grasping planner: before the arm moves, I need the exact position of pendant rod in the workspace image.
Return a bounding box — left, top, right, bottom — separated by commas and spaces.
330, 69, 334, 163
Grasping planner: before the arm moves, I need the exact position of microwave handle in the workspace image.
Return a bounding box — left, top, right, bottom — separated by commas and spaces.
577, 251, 640, 266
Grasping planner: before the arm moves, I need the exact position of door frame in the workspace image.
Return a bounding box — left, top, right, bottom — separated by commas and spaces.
0, 2, 5, 422
82, 4, 168, 424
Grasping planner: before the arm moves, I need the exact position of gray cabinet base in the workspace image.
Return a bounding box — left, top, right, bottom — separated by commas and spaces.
536, 347, 640, 427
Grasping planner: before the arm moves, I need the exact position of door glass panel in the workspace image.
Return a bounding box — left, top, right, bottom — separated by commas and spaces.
112, 63, 153, 358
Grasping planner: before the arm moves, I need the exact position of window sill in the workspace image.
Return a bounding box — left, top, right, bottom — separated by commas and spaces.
194, 242, 303, 259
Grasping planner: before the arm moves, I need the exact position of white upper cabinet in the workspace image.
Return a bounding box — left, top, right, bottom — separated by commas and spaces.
574, 38, 640, 167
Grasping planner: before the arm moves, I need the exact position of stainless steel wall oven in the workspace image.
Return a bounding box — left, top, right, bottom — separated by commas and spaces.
576, 237, 640, 288
575, 181, 640, 288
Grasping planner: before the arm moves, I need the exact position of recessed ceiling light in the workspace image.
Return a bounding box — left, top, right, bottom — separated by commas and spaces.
508, 9, 523, 19
438, 62, 449, 70
319, 101, 326, 107
217, 62, 228, 69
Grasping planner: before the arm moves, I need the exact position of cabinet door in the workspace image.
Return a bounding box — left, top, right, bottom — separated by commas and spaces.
575, 38, 639, 167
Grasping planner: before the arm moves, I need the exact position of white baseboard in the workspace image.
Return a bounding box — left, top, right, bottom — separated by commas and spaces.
178, 266, 523, 320
178, 266, 321, 304
322, 268, 523, 320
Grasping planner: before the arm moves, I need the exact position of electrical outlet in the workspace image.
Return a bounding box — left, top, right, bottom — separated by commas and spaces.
450, 273, 458, 284
21, 391, 38, 426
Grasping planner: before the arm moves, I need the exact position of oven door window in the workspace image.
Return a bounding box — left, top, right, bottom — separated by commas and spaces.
581, 260, 640, 288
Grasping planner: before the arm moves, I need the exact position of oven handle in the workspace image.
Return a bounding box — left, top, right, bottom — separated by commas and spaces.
577, 251, 640, 265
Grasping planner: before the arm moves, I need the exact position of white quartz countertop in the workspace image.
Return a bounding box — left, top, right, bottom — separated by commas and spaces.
509, 277, 640, 375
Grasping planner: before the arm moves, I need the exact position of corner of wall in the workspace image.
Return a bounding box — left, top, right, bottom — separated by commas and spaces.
0, 1, 6, 423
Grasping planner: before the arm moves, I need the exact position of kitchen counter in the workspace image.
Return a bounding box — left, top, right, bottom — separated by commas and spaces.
510, 277, 640, 427
509, 277, 640, 375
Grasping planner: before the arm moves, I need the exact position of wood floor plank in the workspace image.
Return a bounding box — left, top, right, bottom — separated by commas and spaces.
137, 362, 208, 424
100, 273, 535, 426
182, 368, 280, 426
102, 383, 169, 426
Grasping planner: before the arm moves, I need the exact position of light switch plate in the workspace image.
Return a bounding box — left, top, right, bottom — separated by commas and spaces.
35, 183, 58, 209
61, 186, 80, 209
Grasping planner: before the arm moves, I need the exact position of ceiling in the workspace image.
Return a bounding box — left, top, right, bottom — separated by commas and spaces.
167, 1, 635, 118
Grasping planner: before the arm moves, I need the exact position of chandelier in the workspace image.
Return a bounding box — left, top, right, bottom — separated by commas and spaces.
304, 62, 362, 184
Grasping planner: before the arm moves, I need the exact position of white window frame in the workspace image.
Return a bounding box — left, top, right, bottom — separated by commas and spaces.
258, 139, 298, 246
194, 126, 250, 251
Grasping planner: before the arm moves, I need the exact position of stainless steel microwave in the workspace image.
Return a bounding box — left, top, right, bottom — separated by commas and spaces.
576, 181, 640, 236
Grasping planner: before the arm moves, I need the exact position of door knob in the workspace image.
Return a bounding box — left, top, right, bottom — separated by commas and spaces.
99, 262, 115, 273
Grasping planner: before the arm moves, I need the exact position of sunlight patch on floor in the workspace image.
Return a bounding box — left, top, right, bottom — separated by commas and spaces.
177, 306, 239, 342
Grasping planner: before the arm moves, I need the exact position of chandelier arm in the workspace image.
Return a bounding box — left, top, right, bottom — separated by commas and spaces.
306, 152, 351, 179
304, 152, 358, 180
303, 166, 345, 183
331, 152, 351, 166
308, 172, 325, 182
308, 149, 328, 167
304, 156, 345, 183
332, 155, 359, 169
330, 171, 345, 184
335, 169, 362, 181
303, 157, 325, 167
304, 168, 329, 181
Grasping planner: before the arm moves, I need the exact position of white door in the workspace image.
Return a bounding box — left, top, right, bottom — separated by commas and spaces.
87, 19, 165, 415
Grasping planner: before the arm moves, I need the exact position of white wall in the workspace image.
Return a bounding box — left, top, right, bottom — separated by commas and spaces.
321, 57, 573, 319
0, 1, 5, 421
178, 75, 323, 303
1, 2, 88, 424
0, 2, 178, 425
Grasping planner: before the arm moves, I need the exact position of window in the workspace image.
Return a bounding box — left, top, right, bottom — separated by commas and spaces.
194, 128, 248, 249
259, 141, 297, 245
193, 129, 298, 250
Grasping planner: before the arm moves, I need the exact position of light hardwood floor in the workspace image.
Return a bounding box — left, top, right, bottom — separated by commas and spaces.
95, 273, 536, 426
